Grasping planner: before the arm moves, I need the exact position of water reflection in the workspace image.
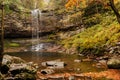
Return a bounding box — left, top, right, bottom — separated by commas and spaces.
6, 52, 105, 73
6, 52, 62, 64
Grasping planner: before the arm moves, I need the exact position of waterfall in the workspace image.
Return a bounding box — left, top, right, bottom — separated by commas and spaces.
31, 9, 43, 51
31, 0, 51, 52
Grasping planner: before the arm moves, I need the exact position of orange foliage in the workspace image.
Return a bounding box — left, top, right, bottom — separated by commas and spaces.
65, 0, 100, 9
65, 0, 120, 9
65, 0, 82, 9
82, 69, 120, 80
37, 69, 120, 80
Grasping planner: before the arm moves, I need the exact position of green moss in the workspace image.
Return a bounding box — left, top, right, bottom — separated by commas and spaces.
9, 43, 20, 47
5, 42, 20, 48
61, 11, 120, 54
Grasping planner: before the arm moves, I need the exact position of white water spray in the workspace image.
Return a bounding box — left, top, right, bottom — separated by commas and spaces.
31, 9, 43, 51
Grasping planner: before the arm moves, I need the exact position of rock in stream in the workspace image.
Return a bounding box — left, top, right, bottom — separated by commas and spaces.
107, 56, 120, 69
0, 55, 38, 80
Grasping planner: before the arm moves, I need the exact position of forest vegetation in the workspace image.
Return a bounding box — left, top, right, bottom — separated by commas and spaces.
60, 0, 120, 55
0, 0, 120, 79
0, 0, 120, 56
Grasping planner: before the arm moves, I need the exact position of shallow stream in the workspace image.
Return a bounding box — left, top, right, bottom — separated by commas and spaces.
6, 51, 105, 73
4, 39, 106, 74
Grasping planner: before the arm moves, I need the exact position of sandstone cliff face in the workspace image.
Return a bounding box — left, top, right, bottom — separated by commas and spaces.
1, 10, 58, 38
0, 0, 68, 38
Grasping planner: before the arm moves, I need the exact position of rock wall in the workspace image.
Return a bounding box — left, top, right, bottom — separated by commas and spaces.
1, 10, 63, 38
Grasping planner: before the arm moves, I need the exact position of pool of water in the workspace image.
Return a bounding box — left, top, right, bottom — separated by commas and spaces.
6, 52, 105, 73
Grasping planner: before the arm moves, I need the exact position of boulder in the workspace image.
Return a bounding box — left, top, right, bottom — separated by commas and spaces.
2, 55, 25, 65
96, 60, 107, 68
107, 56, 120, 69
108, 44, 120, 55
9, 63, 37, 76
0, 65, 9, 74
1, 55, 37, 80
68, 76, 75, 80
74, 59, 82, 63
41, 69, 54, 75
82, 58, 92, 62
1, 55, 26, 75
41, 60, 65, 68
15, 73, 36, 80
5, 73, 36, 80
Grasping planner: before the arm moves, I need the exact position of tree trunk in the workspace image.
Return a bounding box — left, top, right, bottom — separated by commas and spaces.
109, 0, 120, 23
0, 3, 4, 69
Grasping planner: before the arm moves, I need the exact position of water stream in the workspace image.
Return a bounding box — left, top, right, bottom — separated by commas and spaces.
6, 52, 105, 73
31, 9, 43, 51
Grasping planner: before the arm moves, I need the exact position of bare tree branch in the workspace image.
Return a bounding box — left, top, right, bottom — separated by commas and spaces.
109, 0, 120, 23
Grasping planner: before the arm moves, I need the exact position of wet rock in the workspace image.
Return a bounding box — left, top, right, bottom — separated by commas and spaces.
74, 59, 82, 63
9, 64, 28, 75
15, 73, 36, 80
108, 44, 120, 55
2, 55, 25, 65
96, 56, 109, 60
41, 60, 65, 68
4, 77, 17, 80
82, 58, 92, 62
1, 55, 37, 80
95, 63, 102, 68
46, 45, 62, 52
99, 60, 107, 64
65, 48, 77, 54
9, 63, 37, 76
68, 76, 75, 80
78, 54, 84, 56
41, 69, 55, 75
5, 73, 36, 80
107, 56, 120, 69
95, 60, 107, 68
0, 65, 9, 74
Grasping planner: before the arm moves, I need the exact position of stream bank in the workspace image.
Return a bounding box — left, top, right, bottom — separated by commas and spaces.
2, 52, 120, 80
1, 1, 120, 79
3, 38, 120, 80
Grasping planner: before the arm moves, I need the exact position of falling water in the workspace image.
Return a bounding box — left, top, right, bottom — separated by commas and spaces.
31, 9, 43, 51
31, 0, 51, 52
